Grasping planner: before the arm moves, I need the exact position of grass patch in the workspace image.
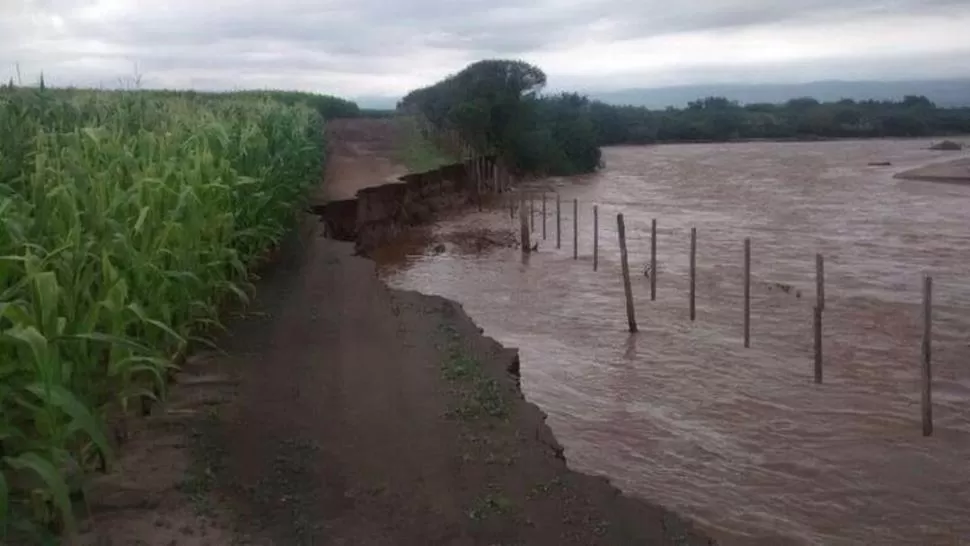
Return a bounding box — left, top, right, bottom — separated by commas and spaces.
439, 325, 509, 421
467, 493, 515, 521
394, 116, 458, 173
441, 326, 510, 421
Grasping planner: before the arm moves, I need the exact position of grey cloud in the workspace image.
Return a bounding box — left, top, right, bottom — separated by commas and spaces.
2, 0, 969, 95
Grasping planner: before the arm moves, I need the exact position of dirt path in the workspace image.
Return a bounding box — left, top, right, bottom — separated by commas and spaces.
315, 118, 408, 203
212, 235, 721, 545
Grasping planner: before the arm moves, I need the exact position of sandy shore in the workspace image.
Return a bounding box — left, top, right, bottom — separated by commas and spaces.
894, 157, 970, 183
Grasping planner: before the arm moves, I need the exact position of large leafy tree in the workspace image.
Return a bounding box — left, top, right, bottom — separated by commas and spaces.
398, 59, 601, 176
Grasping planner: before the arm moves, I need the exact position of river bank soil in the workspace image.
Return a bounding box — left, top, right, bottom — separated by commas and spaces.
215, 236, 725, 545
315, 118, 409, 202
894, 156, 970, 183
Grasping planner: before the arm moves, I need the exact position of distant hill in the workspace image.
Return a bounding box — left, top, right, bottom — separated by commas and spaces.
590, 79, 970, 109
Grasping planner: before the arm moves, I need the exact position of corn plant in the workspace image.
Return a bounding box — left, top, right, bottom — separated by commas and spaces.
0, 86, 323, 539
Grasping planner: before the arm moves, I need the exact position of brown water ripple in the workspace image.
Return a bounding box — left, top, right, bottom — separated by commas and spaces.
378, 139, 970, 545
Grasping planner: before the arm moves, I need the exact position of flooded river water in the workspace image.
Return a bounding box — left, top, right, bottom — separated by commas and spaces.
375, 140, 970, 545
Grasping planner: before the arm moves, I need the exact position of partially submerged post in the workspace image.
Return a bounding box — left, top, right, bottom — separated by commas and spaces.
922, 275, 933, 436
556, 194, 562, 249
744, 237, 751, 348
542, 193, 547, 240
650, 219, 657, 301
530, 193, 535, 231
593, 205, 599, 271
573, 198, 579, 260
617, 213, 638, 332
813, 305, 822, 383
689, 227, 697, 321
520, 191, 530, 253
508, 189, 514, 220
816, 254, 825, 312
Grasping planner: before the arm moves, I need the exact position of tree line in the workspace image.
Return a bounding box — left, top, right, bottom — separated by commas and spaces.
591, 95, 970, 145
398, 59, 970, 177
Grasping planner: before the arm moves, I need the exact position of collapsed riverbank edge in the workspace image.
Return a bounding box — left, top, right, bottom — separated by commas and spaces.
311, 158, 741, 543
313, 156, 499, 252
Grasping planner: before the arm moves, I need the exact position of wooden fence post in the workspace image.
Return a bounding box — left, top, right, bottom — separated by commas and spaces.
593, 205, 599, 271
813, 305, 822, 383
744, 237, 751, 348
542, 193, 547, 240
816, 254, 825, 312
689, 227, 696, 321
617, 213, 637, 333
556, 194, 561, 249
922, 275, 933, 436
520, 191, 530, 254
573, 198, 579, 260
651, 219, 657, 301
530, 193, 535, 231
508, 190, 514, 220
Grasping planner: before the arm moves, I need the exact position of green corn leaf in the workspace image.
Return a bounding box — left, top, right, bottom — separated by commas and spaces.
127, 303, 184, 344
63, 332, 154, 355
24, 383, 113, 465
2, 325, 49, 370
3, 452, 75, 532
0, 470, 8, 534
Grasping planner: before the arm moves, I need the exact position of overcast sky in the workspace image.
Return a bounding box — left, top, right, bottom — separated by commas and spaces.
2, 0, 969, 103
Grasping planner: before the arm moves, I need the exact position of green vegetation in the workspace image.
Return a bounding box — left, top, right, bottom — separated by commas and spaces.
590, 95, 970, 144
467, 492, 515, 521
438, 324, 508, 421
398, 59, 970, 176
394, 116, 459, 173
398, 60, 602, 177
0, 85, 327, 539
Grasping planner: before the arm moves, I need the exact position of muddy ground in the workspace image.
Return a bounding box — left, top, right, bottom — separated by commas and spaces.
315, 118, 408, 203
70, 118, 728, 546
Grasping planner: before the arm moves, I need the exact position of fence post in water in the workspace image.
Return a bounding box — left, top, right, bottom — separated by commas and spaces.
573, 198, 579, 260
651, 219, 657, 301
508, 191, 514, 221
922, 275, 933, 436
689, 227, 697, 321
542, 193, 547, 240
744, 237, 751, 348
530, 193, 535, 231
477, 157, 483, 212
813, 305, 823, 383
556, 194, 562, 249
816, 253, 825, 312
593, 205, 599, 271
520, 191, 530, 254
617, 213, 638, 333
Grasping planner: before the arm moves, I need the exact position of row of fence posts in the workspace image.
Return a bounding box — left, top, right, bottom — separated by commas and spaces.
509, 190, 937, 437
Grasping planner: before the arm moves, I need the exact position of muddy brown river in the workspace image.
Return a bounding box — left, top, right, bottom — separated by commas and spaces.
375, 140, 970, 545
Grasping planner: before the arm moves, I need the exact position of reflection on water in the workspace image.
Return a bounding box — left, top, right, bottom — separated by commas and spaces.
377, 140, 970, 545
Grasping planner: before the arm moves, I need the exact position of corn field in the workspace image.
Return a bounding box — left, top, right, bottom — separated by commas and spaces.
0, 87, 324, 539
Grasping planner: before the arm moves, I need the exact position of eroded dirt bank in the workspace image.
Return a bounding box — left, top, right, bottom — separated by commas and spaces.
206, 235, 722, 545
